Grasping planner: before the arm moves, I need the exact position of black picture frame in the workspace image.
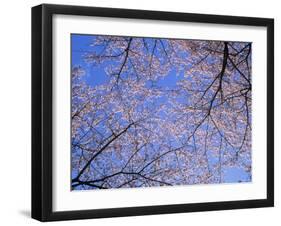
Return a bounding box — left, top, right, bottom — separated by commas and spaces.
32, 4, 274, 222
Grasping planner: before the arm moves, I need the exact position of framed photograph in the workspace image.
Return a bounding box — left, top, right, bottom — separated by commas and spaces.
32, 4, 274, 221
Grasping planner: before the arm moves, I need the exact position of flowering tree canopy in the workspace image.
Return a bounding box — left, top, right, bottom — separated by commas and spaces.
71, 35, 252, 190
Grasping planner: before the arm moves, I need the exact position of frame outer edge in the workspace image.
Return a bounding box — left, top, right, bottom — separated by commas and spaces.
266, 19, 274, 206
31, 3, 274, 221
42, 4, 54, 221
31, 5, 44, 221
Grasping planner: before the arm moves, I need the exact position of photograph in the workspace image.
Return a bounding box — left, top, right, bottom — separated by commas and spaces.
0, 0, 277, 225
71, 34, 252, 190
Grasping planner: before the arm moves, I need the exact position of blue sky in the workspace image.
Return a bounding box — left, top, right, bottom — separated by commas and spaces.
72, 34, 108, 86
